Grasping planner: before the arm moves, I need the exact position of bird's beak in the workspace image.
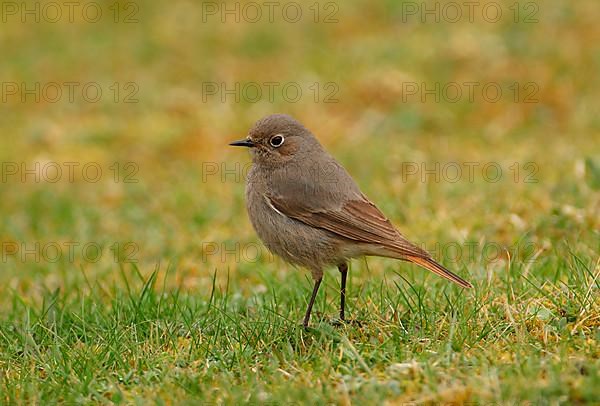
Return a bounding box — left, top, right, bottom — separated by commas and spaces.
229, 138, 254, 148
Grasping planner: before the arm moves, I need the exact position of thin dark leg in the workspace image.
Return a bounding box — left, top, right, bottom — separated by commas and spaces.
303, 277, 322, 328
339, 263, 348, 321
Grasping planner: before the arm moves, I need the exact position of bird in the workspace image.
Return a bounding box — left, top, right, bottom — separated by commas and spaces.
229, 114, 472, 328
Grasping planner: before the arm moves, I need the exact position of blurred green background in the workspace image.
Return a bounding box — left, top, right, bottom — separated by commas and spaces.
1, 0, 599, 403
1, 0, 598, 293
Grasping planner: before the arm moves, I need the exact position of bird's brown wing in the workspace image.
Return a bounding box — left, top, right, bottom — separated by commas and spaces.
266, 192, 428, 259
267, 192, 473, 288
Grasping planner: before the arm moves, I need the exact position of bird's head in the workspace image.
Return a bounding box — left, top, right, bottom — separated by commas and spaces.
229, 114, 322, 167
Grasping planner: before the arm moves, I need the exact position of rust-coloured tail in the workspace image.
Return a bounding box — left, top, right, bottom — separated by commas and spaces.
406, 256, 473, 288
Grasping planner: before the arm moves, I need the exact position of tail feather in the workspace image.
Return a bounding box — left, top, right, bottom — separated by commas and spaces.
406, 255, 473, 288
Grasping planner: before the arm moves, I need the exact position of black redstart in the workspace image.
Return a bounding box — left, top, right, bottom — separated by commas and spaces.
230, 114, 472, 328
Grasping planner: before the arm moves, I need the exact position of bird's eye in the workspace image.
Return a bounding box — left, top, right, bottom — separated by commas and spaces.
269, 134, 285, 148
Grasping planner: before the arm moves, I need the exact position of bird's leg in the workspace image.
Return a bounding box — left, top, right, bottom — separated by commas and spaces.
303, 277, 322, 328
338, 262, 348, 322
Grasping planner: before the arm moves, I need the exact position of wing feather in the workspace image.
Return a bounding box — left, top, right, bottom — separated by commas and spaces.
267, 193, 428, 258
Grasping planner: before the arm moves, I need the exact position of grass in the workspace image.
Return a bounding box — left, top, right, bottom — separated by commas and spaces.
1, 252, 598, 403
1, 0, 600, 404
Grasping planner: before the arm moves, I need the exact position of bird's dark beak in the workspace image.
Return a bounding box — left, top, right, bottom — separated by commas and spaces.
229, 138, 254, 148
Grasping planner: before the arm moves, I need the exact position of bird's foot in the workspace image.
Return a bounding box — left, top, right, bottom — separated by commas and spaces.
331, 318, 363, 328
299, 312, 325, 330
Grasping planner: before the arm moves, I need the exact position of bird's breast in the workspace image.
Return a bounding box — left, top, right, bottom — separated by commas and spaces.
244, 167, 345, 271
